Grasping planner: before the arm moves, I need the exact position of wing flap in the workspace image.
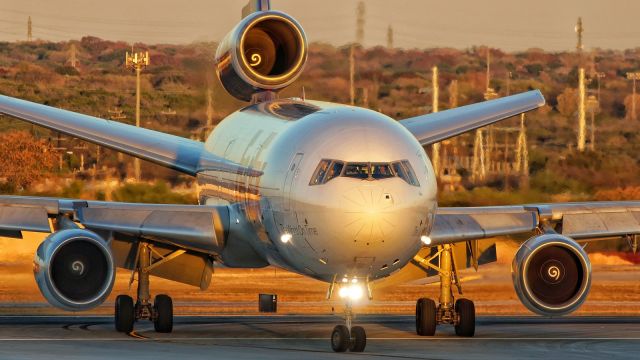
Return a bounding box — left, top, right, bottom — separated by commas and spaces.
0, 95, 260, 176
400, 90, 545, 145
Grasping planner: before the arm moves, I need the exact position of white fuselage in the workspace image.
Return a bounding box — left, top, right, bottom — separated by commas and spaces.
197, 99, 437, 283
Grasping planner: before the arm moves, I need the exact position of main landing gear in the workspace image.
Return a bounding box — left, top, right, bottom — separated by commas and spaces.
415, 244, 476, 337
331, 300, 366, 352
114, 242, 174, 334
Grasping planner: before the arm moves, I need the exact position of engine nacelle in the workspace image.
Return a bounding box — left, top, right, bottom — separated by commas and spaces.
34, 229, 115, 311
215, 10, 307, 102
512, 234, 591, 316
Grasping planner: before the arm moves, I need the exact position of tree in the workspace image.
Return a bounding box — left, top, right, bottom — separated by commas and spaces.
0, 131, 57, 191
556, 87, 577, 118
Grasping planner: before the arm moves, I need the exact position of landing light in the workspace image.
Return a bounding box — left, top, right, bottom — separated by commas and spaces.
421, 235, 432, 245
280, 233, 292, 243
338, 284, 364, 301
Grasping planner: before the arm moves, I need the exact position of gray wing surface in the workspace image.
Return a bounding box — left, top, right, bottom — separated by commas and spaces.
0, 94, 260, 176
431, 201, 640, 245
0, 195, 228, 254
400, 90, 545, 145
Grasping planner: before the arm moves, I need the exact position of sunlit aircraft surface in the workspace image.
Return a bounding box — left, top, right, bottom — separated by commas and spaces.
0, 0, 639, 353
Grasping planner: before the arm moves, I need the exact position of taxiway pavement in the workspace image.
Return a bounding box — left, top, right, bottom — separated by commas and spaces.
0, 315, 637, 359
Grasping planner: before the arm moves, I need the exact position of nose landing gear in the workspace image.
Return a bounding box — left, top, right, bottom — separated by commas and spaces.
331, 300, 367, 352
415, 244, 476, 337
114, 242, 175, 334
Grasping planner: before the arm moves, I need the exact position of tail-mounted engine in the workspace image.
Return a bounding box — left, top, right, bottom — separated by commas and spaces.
512, 233, 592, 316
34, 229, 115, 311
215, 10, 307, 102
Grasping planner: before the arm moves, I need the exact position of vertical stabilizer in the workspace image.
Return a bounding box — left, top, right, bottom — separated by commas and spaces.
242, 0, 271, 18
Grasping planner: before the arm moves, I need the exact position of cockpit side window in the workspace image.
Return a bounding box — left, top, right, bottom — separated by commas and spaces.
392, 160, 420, 186
309, 159, 331, 185
343, 163, 369, 179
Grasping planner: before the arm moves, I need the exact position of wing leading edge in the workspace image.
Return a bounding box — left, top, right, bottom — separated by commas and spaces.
431, 201, 640, 245
0, 94, 260, 177
400, 90, 545, 145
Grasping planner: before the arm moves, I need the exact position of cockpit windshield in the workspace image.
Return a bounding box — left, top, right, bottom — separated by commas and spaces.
309, 159, 420, 186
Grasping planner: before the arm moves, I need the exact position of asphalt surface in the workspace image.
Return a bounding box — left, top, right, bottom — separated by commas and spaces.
0, 315, 638, 359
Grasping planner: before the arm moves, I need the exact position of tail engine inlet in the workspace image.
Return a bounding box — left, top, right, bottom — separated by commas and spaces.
512, 234, 592, 316
215, 10, 307, 102
34, 229, 115, 311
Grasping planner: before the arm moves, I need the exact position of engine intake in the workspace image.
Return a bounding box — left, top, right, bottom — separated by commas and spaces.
215, 10, 307, 101
34, 229, 115, 311
512, 234, 591, 316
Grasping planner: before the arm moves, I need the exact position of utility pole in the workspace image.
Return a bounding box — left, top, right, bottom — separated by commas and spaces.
431, 66, 440, 178
69, 43, 77, 68
125, 50, 150, 181
27, 16, 32, 42
577, 68, 586, 151
586, 95, 599, 151
482, 48, 498, 174
387, 25, 394, 49
595, 72, 605, 100
349, 45, 355, 105
626, 72, 640, 121
514, 114, 529, 188
356, 1, 365, 46
575, 17, 583, 54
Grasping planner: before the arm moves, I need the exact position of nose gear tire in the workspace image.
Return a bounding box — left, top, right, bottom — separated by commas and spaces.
331, 325, 350, 352
349, 326, 367, 352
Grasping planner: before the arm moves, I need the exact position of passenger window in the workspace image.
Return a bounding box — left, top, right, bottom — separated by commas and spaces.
309, 159, 331, 185
343, 163, 369, 179
371, 163, 394, 179
324, 161, 344, 183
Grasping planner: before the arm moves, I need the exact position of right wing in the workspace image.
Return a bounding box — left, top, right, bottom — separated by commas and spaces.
0, 195, 232, 289
0, 94, 260, 177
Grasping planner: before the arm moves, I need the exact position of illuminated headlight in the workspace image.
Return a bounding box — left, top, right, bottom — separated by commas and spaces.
338, 284, 364, 300
280, 233, 292, 243
421, 235, 432, 245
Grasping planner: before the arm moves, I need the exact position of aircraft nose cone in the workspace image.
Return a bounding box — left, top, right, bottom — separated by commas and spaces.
341, 185, 397, 245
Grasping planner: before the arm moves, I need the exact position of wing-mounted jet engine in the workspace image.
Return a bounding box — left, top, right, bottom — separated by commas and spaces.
512, 233, 592, 316
215, 10, 308, 102
33, 229, 115, 311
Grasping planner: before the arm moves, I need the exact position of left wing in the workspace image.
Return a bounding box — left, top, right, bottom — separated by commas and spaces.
430, 201, 640, 245
400, 90, 545, 145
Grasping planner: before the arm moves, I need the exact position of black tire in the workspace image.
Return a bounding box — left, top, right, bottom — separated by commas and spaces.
331, 325, 350, 352
349, 326, 366, 352
115, 295, 134, 333
454, 298, 475, 337
153, 294, 173, 333
416, 297, 437, 336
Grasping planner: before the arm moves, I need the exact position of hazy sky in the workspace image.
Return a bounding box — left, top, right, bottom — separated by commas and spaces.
2, 0, 639, 51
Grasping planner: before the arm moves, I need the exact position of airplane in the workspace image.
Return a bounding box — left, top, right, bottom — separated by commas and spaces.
0, 0, 639, 353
